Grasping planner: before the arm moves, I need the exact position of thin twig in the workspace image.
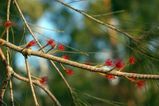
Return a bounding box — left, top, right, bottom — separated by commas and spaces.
6, 0, 15, 105
12, 72, 61, 106
9, 80, 14, 106
0, 0, 13, 105
0, 48, 61, 106
55, 0, 159, 61
1, 39, 159, 79
56, 0, 137, 42
13, 0, 75, 104
24, 56, 39, 106
50, 61, 76, 105
0, 48, 12, 105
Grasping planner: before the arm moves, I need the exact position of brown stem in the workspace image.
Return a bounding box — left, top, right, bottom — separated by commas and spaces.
24, 56, 39, 106
1, 39, 159, 79
6, 0, 15, 105
12, 72, 61, 106
0, 48, 61, 105
0, 48, 12, 105
13, 1, 75, 104
50, 61, 76, 105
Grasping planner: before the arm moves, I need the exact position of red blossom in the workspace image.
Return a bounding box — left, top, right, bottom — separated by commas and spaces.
65, 68, 74, 76
58, 44, 65, 51
26, 40, 37, 48
39, 76, 48, 85
62, 55, 69, 60
115, 59, 124, 69
4, 21, 13, 28
47, 39, 56, 48
136, 80, 145, 89
129, 56, 136, 64
105, 74, 116, 80
105, 59, 113, 66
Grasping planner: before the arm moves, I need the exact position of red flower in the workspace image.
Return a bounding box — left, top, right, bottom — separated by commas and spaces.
65, 68, 74, 76
136, 80, 145, 89
47, 39, 56, 48
105, 74, 116, 80
115, 59, 124, 69
26, 40, 37, 48
62, 55, 69, 60
105, 59, 113, 66
4, 21, 13, 28
129, 56, 136, 64
39, 76, 48, 85
58, 44, 65, 51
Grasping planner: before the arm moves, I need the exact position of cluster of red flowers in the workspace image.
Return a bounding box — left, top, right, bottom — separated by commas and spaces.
105, 58, 125, 69
24, 39, 66, 51
105, 56, 136, 69
25, 38, 142, 89
104, 56, 145, 89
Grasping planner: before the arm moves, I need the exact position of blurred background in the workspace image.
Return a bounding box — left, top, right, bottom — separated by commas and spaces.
1, 0, 159, 105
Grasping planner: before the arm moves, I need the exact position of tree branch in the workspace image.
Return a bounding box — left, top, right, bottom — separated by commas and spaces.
0, 47, 61, 106
55, 0, 159, 61
24, 56, 39, 106
12, 71, 61, 106
13, 0, 75, 104
6, 0, 15, 105
0, 48, 12, 105
1, 38, 159, 79
55, 0, 137, 42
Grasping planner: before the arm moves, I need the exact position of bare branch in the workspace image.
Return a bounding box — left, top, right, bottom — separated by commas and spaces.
0, 48, 12, 105
0, 0, 12, 104
0, 48, 61, 105
13, 0, 75, 104
55, 0, 137, 42
12, 71, 61, 106
24, 56, 39, 106
9, 80, 14, 106
1, 39, 159, 79
55, 0, 159, 61
50, 61, 76, 105
6, 0, 15, 105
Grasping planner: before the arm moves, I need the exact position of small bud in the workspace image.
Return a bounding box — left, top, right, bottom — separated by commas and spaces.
129, 56, 136, 65
105, 59, 113, 66
136, 80, 145, 89
4, 21, 13, 28
115, 59, 124, 69
47, 39, 56, 48
39, 76, 48, 85
62, 55, 69, 60
58, 44, 65, 51
65, 68, 74, 76
105, 74, 116, 80
26, 40, 36, 48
